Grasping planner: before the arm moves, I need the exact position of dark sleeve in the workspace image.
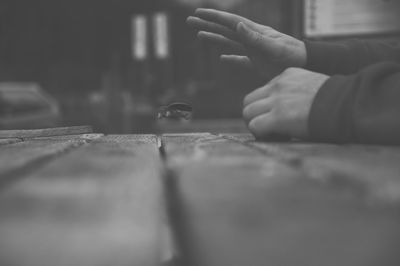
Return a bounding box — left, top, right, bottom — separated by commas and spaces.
305, 39, 400, 75
309, 62, 400, 145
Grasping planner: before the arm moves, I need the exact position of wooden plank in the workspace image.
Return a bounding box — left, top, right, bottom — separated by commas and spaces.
163, 133, 400, 266
32, 133, 104, 141
0, 125, 93, 139
244, 141, 400, 203
0, 138, 21, 146
219, 133, 255, 142
0, 134, 103, 180
162, 133, 261, 163
156, 119, 248, 134
0, 135, 163, 266
0, 137, 90, 181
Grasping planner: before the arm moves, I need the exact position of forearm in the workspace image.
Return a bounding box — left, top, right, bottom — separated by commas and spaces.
305, 39, 400, 75
309, 62, 400, 144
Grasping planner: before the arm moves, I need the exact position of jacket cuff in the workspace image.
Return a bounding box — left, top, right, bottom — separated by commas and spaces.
308, 75, 357, 143
305, 40, 356, 75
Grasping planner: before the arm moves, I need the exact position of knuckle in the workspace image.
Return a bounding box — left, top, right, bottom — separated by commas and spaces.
265, 85, 280, 98
271, 82, 282, 92
273, 95, 284, 106
270, 109, 282, 125
263, 25, 272, 31
249, 117, 268, 137
283, 67, 294, 75
285, 67, 301, 75
266, 114, 280, 134
283, 67, 302, 76
252, 32, 264, 45
271, 107, 289, 130
271, 99, 285, 118
261, 82, 275, 96
248, 118, 259, 134
242, 105, 252, 121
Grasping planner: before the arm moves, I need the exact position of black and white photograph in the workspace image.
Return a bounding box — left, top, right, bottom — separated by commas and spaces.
0, 0, 400, 265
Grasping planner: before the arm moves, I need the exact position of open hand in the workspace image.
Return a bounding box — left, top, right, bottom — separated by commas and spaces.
187, 8, 307, 79
243, 68, 329, 139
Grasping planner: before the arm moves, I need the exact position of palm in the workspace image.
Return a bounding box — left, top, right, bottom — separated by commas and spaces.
245, 26, 290, 76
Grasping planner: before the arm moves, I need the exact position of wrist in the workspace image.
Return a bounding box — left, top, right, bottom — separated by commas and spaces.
296, 41, 307, 68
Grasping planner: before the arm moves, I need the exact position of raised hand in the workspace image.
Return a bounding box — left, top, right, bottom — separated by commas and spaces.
187, 8, 307, 79
243, 68, 329, 139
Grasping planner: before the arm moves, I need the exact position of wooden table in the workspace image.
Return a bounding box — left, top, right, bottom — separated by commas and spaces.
1, 133, 400, 266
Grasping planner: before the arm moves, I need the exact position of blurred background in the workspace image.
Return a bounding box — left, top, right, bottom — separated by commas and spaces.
0, 0, 399, 134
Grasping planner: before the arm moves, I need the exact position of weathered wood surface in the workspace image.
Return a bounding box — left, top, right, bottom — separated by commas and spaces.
0, 125, 93, 139
0, 138, 21, 146
32, 133, 104, 141
2, 132, 400, 266
241, 139, 400, 203
163, 133, 400, 266
162, 133, 261, 163
0, 135, 163, 266
0, 134, 102, 182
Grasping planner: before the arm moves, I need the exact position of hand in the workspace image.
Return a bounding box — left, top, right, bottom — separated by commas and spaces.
187, 8, 307, 79
243, 68, 329, 139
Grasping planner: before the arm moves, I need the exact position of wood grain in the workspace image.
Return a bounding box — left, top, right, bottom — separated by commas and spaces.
0, 125, 93, 139
163, 133, 400, 266
162, 133, 261, 164
0, 138, 88, 181
244, 141, 400, 203
0, 138, 21, 146
0, 135, 163, 266
32, 133, 104, 141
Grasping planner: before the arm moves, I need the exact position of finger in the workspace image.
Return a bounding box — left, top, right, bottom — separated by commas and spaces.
242, 97, 273, 123
243, 74, 282, 106
220, 55, 253, 70
248, 112, 277, 138
198, 32, 246, 55
243, 85, 271, 107
194, 8, 259, 31
244, 87, 268, 107
187, 16, 238, 41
